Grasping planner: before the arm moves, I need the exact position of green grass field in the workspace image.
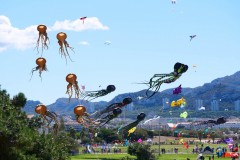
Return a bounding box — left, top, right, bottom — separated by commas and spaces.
72, 143, 235, 160
77, 143, 230, 154
71, 154, 135, 160
71, 153, 232, 160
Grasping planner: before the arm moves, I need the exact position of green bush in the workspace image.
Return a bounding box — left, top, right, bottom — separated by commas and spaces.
128, 143, 155, 160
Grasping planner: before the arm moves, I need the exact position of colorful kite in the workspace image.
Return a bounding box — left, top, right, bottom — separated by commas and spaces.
66, 73, 81, 101
171, 97, 186, 107
31, 57, 47, 80
128, 127, 136, 136
180, 111, 188, 118
173, 85, 182, 94
80, 16, 87, 24
57, 32, 74, 63
35, 24, 49, 54
35, 104, 59, 134
74, 105, 98, 129
141, 62, 188, 98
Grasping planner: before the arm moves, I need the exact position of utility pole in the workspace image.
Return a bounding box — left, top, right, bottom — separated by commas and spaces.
158, 116, 161, 156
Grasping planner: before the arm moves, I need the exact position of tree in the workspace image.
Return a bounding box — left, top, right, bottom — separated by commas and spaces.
69, 127, 76, 139
98, 128, 121, 143
128, 143, 155, 160
59, 117, 65, 131
11, 92, 27, 110
79, 127, 86, 141
147, 130, 154, 138
197, 129, 203, 142
211, 131, 216, 143
127, 128, 148, 141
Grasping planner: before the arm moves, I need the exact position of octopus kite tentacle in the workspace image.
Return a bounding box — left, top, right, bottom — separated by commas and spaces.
190, 117, 226, 129
91, 97, 132, 119
35, 25, 50, 55
96, 108, 122, 128
58, 40, 74, 63
80, 85, 116, 101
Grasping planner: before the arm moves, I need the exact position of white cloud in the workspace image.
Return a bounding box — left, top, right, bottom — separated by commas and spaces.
0, 47, 7, 52
0, 15, 38, 52
51, 17, 109, 31
79, 41, 89, 45
0, 16, 109, 52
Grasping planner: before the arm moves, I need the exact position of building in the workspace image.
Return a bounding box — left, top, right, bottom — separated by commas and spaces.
195, 99, 203, 110
234, 100, 240, 111
162, 98, 170, 109
211, 100, 219, 111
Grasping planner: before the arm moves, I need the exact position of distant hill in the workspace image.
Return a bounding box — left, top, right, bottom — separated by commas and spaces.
23, 98, 108, 117
23, 71, 240, 118
23, 100, 42, 114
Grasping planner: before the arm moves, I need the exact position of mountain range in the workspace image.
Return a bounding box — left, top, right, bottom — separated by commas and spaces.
23, 71, 240, 119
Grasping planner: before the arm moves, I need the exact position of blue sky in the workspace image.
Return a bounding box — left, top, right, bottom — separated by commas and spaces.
0, 0, 240, 105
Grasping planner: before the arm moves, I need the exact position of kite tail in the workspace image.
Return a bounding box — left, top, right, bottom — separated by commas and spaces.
91, 111, 101, 119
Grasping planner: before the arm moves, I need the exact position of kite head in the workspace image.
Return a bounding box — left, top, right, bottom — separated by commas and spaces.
106, 85, 116, 92
137, 112, 146, 121
122, 97, 132, 105
74, 105, 86, 116
216, 117, 226, 124
174, 62, 188, 74
35, 104, 47, 115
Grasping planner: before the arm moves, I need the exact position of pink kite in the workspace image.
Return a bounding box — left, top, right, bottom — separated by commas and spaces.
81, 85, 85, 90
80, 17, 87, 24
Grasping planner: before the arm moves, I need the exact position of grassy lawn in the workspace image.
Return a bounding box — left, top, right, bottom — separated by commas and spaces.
71, 153, 231, 160
71, 154, 135, 160
73, 143, 234, 159
158, 154, 230, 160
78, 143, 230, 154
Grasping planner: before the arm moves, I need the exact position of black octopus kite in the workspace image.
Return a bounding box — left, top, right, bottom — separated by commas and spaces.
91, 97, 132, 119
118, 112, 146, 134
142, 62, 188, 98
80, 85, 116, 101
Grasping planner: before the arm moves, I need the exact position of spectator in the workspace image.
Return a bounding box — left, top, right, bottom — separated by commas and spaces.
212, 154, 214, 160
